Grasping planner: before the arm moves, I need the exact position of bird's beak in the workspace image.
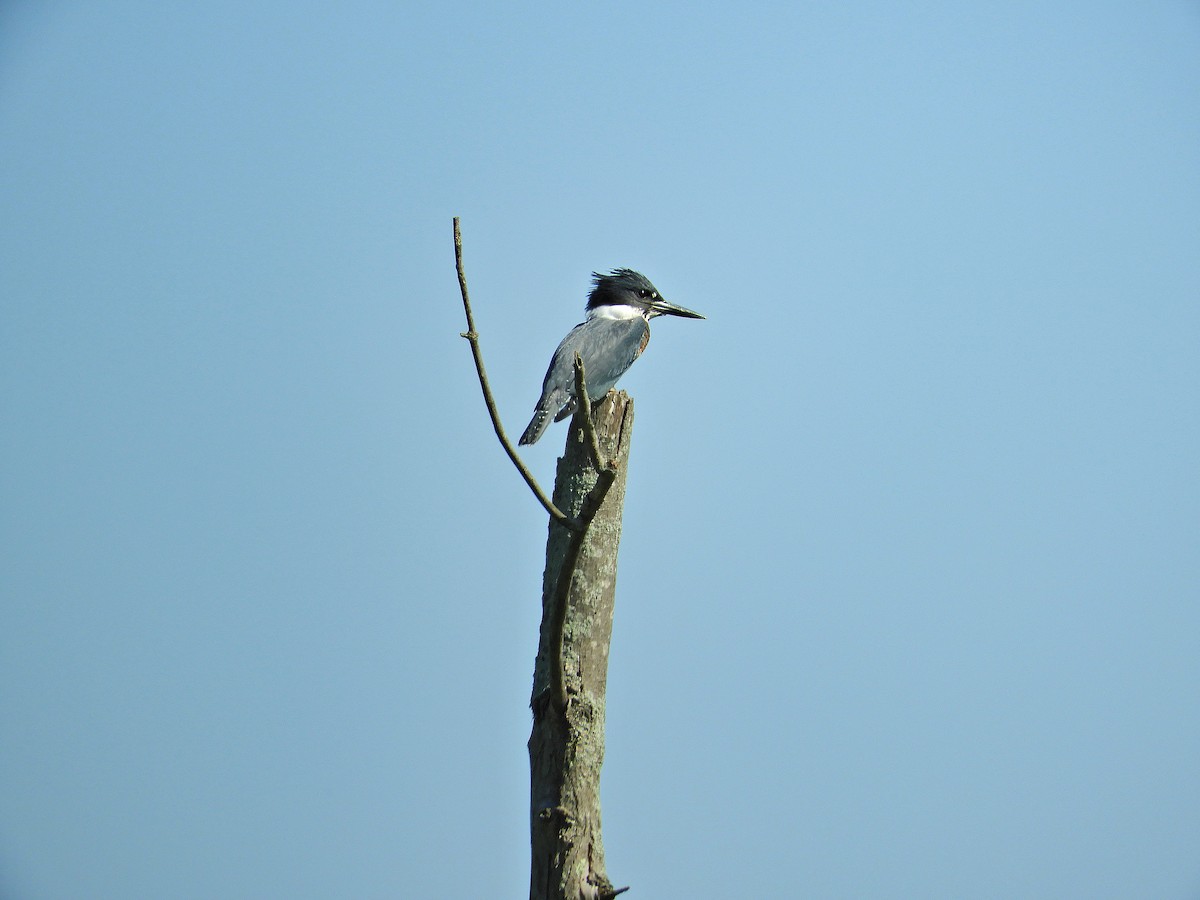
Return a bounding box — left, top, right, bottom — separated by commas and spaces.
651, 298, 705, 319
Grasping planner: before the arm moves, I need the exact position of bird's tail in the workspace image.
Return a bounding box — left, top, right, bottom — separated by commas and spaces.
518, 407, 552, 446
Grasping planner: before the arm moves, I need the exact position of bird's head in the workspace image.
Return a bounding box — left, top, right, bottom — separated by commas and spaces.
586, 269, 705, 320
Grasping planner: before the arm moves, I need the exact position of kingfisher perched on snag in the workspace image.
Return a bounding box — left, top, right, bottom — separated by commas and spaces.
518, 269, 704, 446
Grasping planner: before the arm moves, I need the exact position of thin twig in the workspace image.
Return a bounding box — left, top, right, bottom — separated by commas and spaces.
453, 218, 580, 532
453, 218, 620, 714
572, 353, 610, 471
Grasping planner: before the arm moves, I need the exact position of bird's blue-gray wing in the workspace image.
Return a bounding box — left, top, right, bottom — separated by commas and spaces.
547, 316, 647, 421
519, 317, 648, 444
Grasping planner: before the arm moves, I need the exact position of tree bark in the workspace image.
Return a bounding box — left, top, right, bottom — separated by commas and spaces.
528, 391, 633, 900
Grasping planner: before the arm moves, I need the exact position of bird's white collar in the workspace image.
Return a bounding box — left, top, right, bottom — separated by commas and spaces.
587, 304, 644, 321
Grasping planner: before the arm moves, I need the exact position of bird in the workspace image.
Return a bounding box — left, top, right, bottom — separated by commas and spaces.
518, 268, 704, 446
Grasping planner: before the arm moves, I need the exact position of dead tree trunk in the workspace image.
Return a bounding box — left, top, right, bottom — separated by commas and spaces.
528, 391, 633, 900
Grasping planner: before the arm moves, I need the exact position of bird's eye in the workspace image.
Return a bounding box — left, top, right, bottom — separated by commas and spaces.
638, 289, 657, 299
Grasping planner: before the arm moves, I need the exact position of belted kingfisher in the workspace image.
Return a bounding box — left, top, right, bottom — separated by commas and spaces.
518, 269, 704, 446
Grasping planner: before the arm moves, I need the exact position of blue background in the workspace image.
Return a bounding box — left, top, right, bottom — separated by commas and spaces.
2, 3, 1197, 897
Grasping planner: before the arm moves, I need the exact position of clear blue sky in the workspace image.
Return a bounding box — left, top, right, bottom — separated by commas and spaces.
2, 3, 1198, 897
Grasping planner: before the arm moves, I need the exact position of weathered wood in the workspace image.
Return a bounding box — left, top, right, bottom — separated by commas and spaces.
528, 391, 633, 900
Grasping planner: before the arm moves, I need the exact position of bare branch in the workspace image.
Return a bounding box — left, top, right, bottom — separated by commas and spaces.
572, 353, 610, 471
453, 219, 622, 717
453, 218, 580, 532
